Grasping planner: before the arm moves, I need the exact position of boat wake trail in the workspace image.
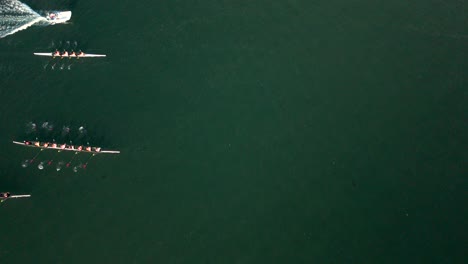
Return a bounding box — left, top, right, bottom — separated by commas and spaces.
0, 0, 48, 38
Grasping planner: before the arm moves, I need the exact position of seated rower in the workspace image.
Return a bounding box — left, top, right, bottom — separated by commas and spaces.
34, 142, 40, 147
77, 146, 83, 151
95, 147, 101, 152
24, 141, 30, 145
1, 192, 10, 198
85, 146, 92, 152
0, 192, 11, 202
43, 142, 49, 148
61, 51, 69, 57
60, 144, 66, 149
53, 50, 60, 57
77, 51, 85, 57
69, 51, 76, 57
51, 143, 57, 148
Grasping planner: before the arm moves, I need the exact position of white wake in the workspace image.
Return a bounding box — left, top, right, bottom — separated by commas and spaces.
0, 0, 48, 38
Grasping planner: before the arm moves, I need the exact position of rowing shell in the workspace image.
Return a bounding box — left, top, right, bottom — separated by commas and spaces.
12, 141, 120, 154
10, 195, 31, 199
33, 53, 106, 58
0, 194, 30, 203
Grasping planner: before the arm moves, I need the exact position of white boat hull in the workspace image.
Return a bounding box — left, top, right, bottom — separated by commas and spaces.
34, 53, 106, 58
45, 11, 72, 25
10, 195, 31, 199
12, 141, 120, 154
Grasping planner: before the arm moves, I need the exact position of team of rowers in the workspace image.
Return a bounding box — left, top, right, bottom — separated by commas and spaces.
24, 140, 101, 152
52, 50, 85, 58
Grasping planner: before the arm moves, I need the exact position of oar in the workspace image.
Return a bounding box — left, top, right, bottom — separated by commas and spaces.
83, 154, 96, 169
30, 149, 44, 163
66, 152, 79, 168
47, 149, 61, 165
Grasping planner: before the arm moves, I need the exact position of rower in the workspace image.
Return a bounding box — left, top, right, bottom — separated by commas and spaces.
60, 144, 66, 149
51, 143, 57, 148
69, 51, 76, 57
95, 147, 101, 152
77, 50, 85, 57
34, 142, 40, 147
25, 141, 30, 145
0, 192, 10, 202
53, 50, 60, 57
77, 146, 83, 151
85, 146, 92, 152
61, 50, 68, 57
43, 142, 49, 148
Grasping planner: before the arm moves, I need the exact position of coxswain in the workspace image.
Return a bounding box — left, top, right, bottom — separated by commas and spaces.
0, 192, 10, 202
53, 50, 60, 57
25, 141, 30, 145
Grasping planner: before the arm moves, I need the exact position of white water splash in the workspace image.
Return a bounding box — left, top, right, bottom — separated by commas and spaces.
0, 0, 47, 38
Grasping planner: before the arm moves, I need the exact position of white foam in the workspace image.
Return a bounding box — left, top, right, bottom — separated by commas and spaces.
0, 0, 48, 38
1, 16, 46, 38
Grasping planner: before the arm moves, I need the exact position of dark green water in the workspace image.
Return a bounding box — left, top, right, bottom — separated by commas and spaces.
1, 0, 466, 263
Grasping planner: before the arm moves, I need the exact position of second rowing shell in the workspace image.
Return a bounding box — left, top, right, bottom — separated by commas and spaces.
12, 141, 120, 154
33, 53, 106, 58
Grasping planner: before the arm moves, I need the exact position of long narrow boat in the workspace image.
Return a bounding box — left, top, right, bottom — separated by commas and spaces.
0, 193, 31, 203
8, 195, 31, 199
33, 53, 106, 58
12, 141, 120, 154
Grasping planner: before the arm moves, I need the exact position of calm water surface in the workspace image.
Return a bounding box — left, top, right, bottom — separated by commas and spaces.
0, 0, 466, 263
